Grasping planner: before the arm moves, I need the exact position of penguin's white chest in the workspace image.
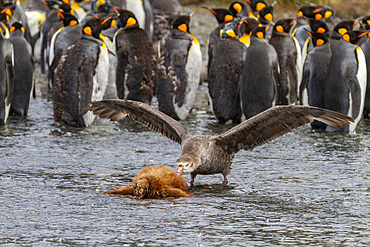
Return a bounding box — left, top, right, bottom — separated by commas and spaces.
173, 42, 202, 120
82, 45, 110, 126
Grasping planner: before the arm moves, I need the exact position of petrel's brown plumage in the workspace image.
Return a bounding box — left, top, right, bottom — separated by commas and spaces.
89, 99, 354, 186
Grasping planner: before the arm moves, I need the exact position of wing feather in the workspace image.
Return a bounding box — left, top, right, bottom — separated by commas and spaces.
89, 99, 189, 144
214, 105, 354, 153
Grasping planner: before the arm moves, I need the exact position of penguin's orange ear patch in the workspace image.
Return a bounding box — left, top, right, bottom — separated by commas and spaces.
69, 20, 78, 27
264, 13, 273, 22
126, 17, 136, 27
343, 33, 350, 43
178, 23, 188, 33
316, 39, 324, 46
256, 2, 266, 12
224, 14, 233, 23
338, 28, 347, 36
297, 11, 303, 17
83, 26, 92, 36
317, 27, 326, 33
9, 26, 15, 33
21, 27, 25, 33
256, 31, 264, 39
276, 25, 284, 33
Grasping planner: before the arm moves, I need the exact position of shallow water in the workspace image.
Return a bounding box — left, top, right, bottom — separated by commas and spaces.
1, 77, 369, 245
1, 4, 370, 246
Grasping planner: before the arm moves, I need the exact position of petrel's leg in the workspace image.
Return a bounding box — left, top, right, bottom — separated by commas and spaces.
222, 175, 228, 186
190, 173, 197, 186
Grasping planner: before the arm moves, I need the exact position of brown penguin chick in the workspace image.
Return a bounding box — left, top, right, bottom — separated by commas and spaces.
89, 99, 354, 186
104, 165, 195, 199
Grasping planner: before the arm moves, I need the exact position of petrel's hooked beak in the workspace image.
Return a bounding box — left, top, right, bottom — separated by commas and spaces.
177, 166, 184, 176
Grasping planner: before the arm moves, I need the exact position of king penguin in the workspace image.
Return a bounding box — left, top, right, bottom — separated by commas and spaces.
325, 30, 369, 132
239, 26, 279, 119
155, 14, 202, 120
9, 22, 34, 117
53, 16, 109, 127
0, 24, 14, 124
269, 18, 302, 105
114, 9, 156, 104
300, 30, 332, 129
48, 11, 81, 87
208, 22, 245, 124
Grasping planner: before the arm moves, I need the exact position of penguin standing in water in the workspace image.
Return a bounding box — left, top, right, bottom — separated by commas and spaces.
300, 30, 332, 129
114, 9, 156, 104
0, 24, 14, 124
239, 26, 279, 119
269, 18, 302, 105
124, 0, 153, 41
155, 14, 202, 120
208, 22, 246, 124
48, 11, 81, 87
325, 30, 369, 132
9, 22, 34, 117
53, 16, 109, 127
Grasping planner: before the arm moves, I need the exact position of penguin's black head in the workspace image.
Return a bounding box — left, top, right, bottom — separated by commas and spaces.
58, 3, 73, 15
171, 15, 192, 33
306, 19, 329, 35
9, 22, 25, 34
82, 15, 102, 39
116, 9, 138, 29
0, 4, 15, 22
251, 26, 268, 39
257, 5, 274, 24
305, 28, 328, 47
342, 30, 370, 45
58, 11, 79, 27
101, 14, 118, 30
41, 0, 60, 10
359, 16, 370, 30
229, 1, 246, 17
202, 7, 234, 24
297, 6, 320, 19
333, 20, 355, 37
246, 0, 267, 12
238, 17, 260, 35
273, 18, 296, 34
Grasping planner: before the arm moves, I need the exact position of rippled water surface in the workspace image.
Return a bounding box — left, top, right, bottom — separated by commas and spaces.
1, 4, 370, 246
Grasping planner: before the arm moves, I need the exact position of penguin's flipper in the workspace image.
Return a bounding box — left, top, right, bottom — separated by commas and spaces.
300, 65, 310, 106
78, 55, 97, 116
272, 60, 280, 106
345, 68, 362, 120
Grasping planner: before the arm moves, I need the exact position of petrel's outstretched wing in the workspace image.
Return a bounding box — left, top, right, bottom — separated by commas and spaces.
214, 105, 354, 154
89, 99, 189, 144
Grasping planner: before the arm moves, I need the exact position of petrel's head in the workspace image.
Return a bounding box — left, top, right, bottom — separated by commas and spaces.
176, 156, 196, 176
